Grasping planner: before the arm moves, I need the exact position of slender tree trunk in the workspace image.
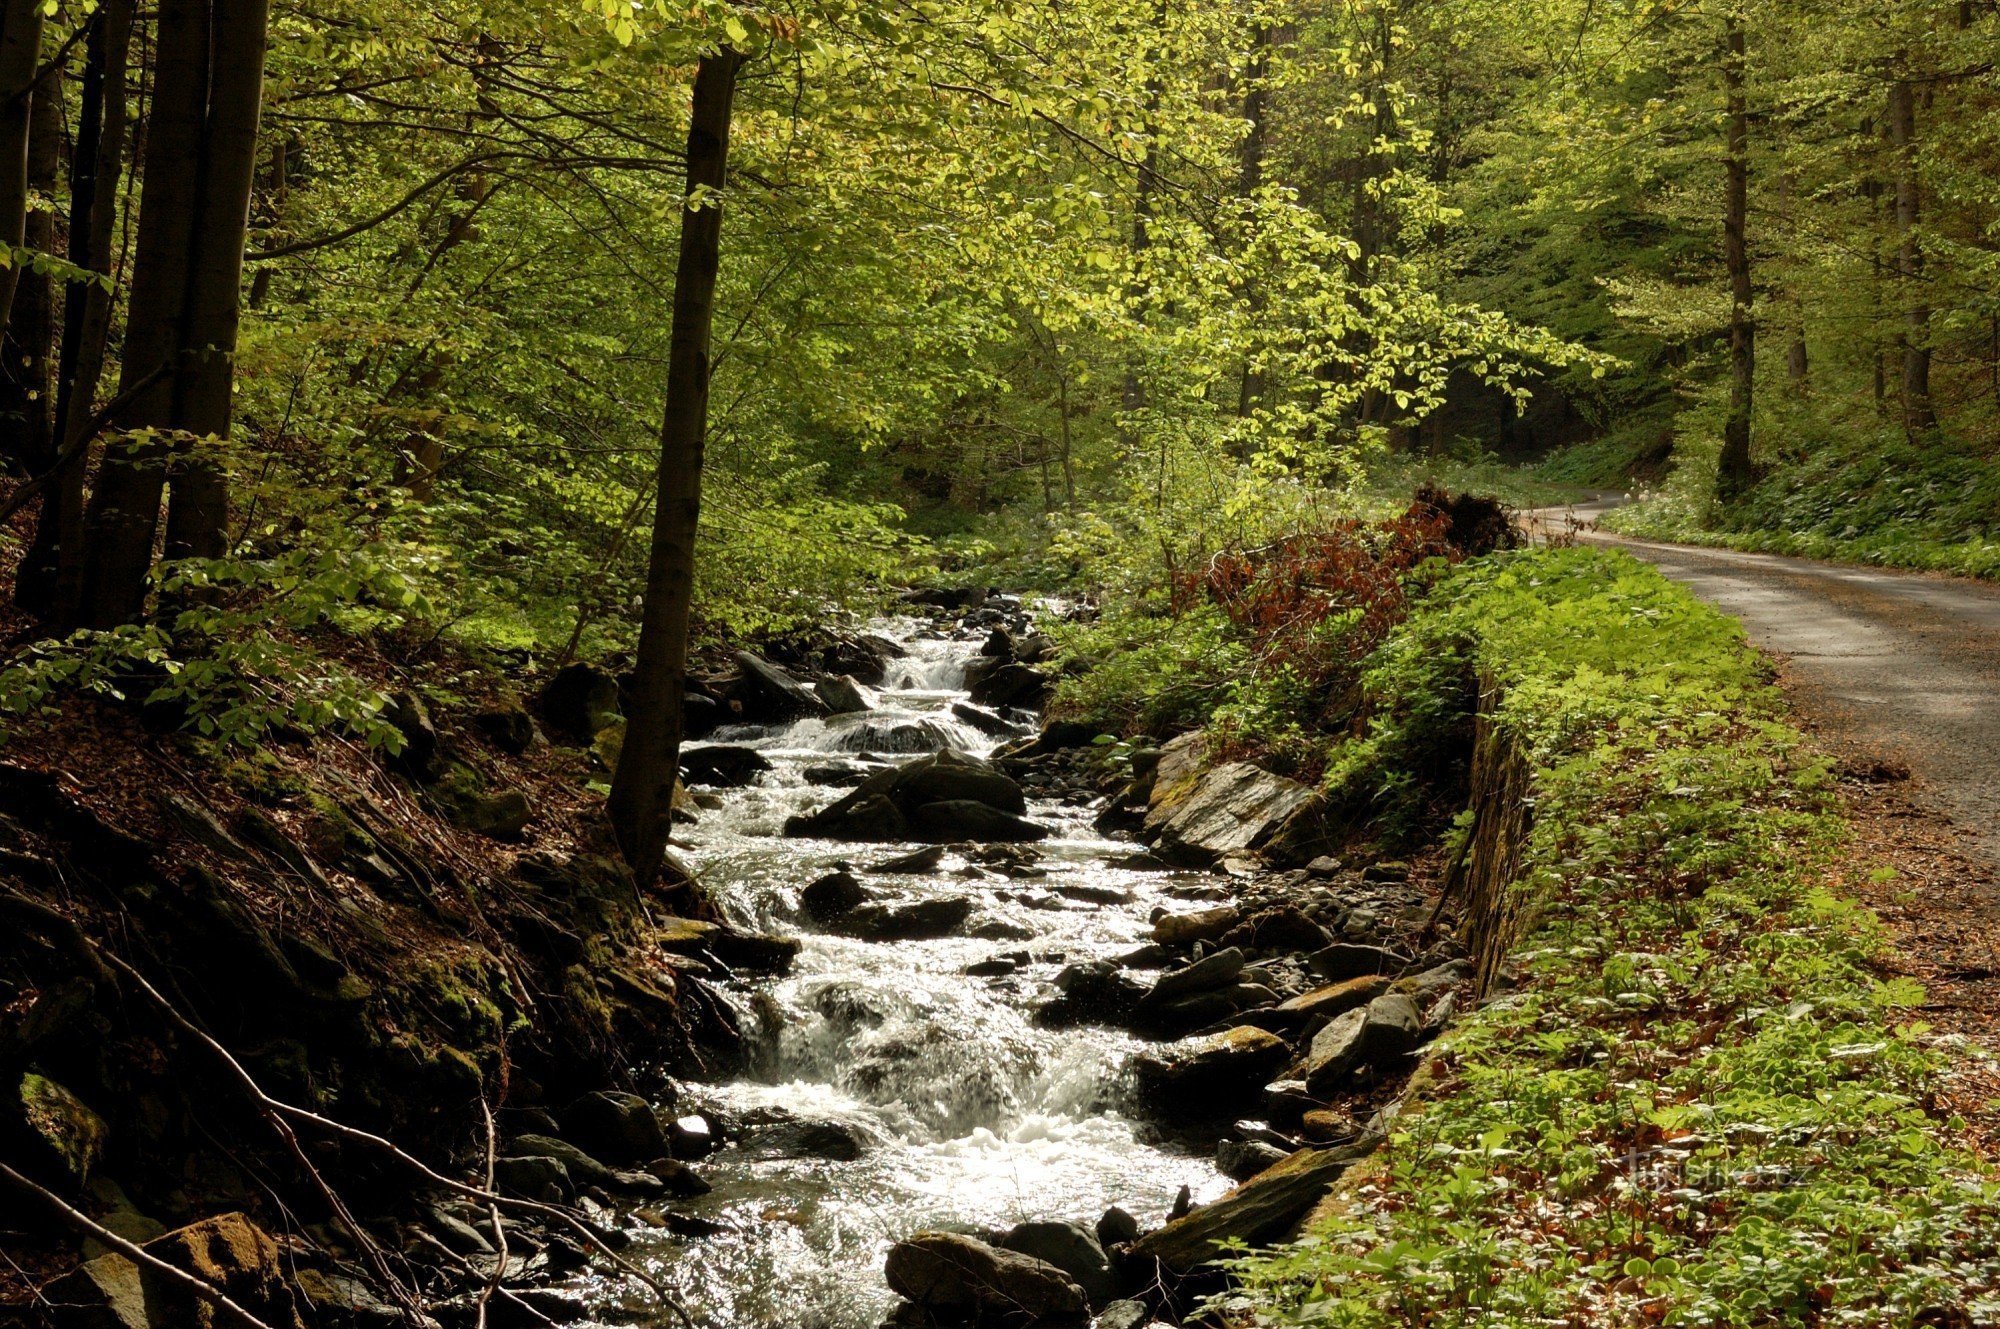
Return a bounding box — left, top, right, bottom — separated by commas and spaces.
1122, 0, 1165, 446
42, 0, 134, 623
1887, 75, 1937, 435
7, 66, 65, 611
0, 0, 45, 337
1, 65, 59, 472
74, 0, 268, 626
607, 48, 742, 885
1234, 18, 1270, 419
1716, 15, 1756, 501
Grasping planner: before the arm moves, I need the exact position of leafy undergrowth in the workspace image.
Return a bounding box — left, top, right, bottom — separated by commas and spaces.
1221, 549, 2000, 1327
1603, 415, 2000, 580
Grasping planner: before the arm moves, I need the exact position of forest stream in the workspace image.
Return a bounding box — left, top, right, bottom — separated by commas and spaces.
579, 610, 1235, 1327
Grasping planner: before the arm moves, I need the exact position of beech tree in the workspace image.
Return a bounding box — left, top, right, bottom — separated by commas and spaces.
71, 0, 270, 628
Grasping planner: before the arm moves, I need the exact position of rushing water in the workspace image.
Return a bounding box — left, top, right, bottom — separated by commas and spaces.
593, 617, 1232, 1328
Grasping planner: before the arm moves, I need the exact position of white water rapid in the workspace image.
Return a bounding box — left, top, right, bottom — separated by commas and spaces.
591, 617, 1232, 1328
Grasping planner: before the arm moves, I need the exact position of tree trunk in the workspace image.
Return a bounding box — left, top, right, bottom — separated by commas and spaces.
1122, 0, 1166, 445
73, 0, 268, 627
163, 0, 271, 564
1715, 15, 1756, 501
0, 0, 45, 337
606, 48, 742, 886
7, 65, 65, 611
1887, 76, 1936, 435
41, 0, 134, 622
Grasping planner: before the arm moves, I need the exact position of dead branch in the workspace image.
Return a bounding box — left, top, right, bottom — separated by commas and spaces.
0, 1162, 282, 1329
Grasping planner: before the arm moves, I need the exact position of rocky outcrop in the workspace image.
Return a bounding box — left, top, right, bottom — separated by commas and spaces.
968, 662, 1053, 711
784, 751, 1047, 843
996, 1221, 1117, 1309
51, 1212, 305, 1329
540, 662, 622, 740
1142, 744, 1313, 868
884, 1231, 1089, 1324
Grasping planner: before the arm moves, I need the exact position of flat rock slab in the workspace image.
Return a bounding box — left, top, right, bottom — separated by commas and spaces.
1128, 1145, 1363, 1272
1143, 758, 1313, 867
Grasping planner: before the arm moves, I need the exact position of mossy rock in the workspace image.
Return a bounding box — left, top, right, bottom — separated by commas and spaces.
19, 1072, 107, 1181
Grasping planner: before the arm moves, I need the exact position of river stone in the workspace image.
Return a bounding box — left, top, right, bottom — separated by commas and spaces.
1095, 1301, 1157, 1329
494, 1154, 570, 1203
1132, 1026, 1291, 1120
1307, 942, 1409, 982
108, 1213, 305, 1329
786, 750, 1030, 841
668, 1114, 718, 1158
839, 896, 975, 941
952, 700, 1027, 738
1219, 904, 1332, 954
737, 1117, 871, 1161
1273, 975, 1393, 1027
1302, 993, 1423, 1095
969, 661, 1052, 711
802, 869, 870, 920
981, 626, 1015, 658
998, 1221, 1117, 1310
803, 762, 869, 787
1038, 960, 1145, 1027
1143, 760, 1313, 867
681, 744, 774, 787
873, 845, 946, 873
562, 1090, 669, 1165
910, 800, 1050, 843
815, 674, 874, 715
1150, 905, 1240, 946
732, 650, 830, 721
884, 1231, 1088, 1322
509, 1133, 617, 1188
1142, 947, 1245, 1003
1128, 1146, 1363, 1272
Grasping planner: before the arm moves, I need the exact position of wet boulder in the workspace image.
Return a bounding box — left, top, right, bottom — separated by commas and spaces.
563, 1090, 669, 1166
732, 650, 829, 722
801, 869, 870, 921
681, 744, 773, 788
1037, 960, 1146, 1028
997, 1221, 1118, 1310
872, 845, 946, 874
885, 1231, 1089, 1324
838, 895, 975, 942
1132, 1026, 1291, 1121
910, 800, 1049, 844
737, 1116, 871, 1162
952, 701, 1027, 739
969, 662, 1053, 711
495, 1154, 570, 1203
1219, 905, 1332, 954
815, 675, 874, 715
1217, 1137, 1290, 1182
50, 1213, 307, 1329
785, 750, 1043, 843
818, 713, 957, 754
508, 1133, 617, 1189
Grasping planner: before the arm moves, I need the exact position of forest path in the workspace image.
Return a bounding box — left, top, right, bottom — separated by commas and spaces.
1525, 498, 2000, 870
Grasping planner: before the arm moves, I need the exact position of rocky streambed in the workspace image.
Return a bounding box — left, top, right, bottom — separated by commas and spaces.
527, 594, 1471, 1328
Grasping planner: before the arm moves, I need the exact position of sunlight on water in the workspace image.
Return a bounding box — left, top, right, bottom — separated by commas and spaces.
605, 614, 1228, 1329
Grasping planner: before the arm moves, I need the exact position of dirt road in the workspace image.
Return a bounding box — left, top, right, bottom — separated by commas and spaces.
1528, 499, 2000, 867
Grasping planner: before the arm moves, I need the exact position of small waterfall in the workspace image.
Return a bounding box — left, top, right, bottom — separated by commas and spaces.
625, 606, 1229, 1329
